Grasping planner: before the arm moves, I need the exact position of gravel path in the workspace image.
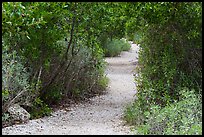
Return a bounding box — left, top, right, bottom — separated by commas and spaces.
2, 42, 139, 135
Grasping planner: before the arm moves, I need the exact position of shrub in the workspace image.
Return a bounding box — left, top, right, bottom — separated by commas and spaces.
41, 41, 108, 104
124, 102, 145, 126
97, 75, 109, 91
103, 39, 122, 57
42, 84, 63, 105
120, 38, 131, 51
127, 2, 202, 117
136, 88, 202, 135
2, 40, 41, 126
67, 44, 108, 98
124, 2, 202, 135
29, 97, 52, 119
102, 38, 131, 57
2, 41, 39, 113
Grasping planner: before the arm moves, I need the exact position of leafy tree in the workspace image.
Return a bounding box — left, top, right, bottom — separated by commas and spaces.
2, 2, 128, 122
124, 2, 202, 135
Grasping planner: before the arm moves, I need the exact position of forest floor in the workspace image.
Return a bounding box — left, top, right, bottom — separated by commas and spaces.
2, 42, 139, 135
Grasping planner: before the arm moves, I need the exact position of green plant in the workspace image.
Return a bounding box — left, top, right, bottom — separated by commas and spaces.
29, 97, 52, 119
2, 2, 133, 126
124, 102, 145, 126
98, 76, 109, 90
133, 1, 200, 107
42, 84, 63, 105
2, 113, 11, 123
102, 38, 131, 57
2, 112, 12, 128
120, 38, 131, 51
2, 1, 129, 106
103, 38, 122, 57
2, 40, 39, 113
135, 88, 202, 135
124, 2, 202, 135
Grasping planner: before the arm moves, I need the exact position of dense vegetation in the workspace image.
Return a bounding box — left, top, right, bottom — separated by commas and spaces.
124, 2, 202, 135
2, 2, 202, 135
2, 2, 127, 126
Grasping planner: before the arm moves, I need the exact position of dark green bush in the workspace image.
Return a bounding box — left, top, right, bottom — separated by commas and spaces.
42, 84, 63, 105
29, 97, 52, 119
103, 39, 122, 57
102, 38, 131, 57
124, 2, 202, 135
134, 2, 202, 109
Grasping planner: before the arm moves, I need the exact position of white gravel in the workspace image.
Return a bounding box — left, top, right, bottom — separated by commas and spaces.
2, 42, 139, 135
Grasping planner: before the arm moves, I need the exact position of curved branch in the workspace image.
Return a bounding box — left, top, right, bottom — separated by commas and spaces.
39, 3, 77, 95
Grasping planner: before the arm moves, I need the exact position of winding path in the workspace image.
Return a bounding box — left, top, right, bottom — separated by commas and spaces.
2, 42, 139, 135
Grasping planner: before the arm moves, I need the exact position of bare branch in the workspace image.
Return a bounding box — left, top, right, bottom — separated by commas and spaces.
2, 89, 26, 113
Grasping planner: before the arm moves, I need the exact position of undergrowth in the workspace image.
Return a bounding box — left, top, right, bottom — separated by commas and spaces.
125, 88, 202, 135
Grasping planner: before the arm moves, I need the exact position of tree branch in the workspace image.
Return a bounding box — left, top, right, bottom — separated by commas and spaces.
39, 3, 77, 96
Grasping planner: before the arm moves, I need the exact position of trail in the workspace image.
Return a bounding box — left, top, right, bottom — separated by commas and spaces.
2, 42, 139, 135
